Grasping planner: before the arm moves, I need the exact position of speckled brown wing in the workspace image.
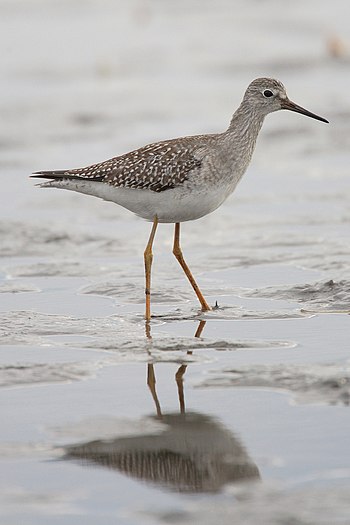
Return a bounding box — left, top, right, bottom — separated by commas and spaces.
32, 137, 203, 193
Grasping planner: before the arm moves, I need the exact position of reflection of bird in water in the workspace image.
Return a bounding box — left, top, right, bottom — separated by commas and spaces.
146, 319, 207, 416
65, 320, 260, 493
65, 412, 260, 493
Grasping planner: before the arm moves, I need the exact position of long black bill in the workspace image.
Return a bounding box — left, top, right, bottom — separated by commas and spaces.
281, 99, 329, 123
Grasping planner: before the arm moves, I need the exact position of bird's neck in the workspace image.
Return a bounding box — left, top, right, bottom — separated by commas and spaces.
212, 102, 265, 185
226, 101, 265, 143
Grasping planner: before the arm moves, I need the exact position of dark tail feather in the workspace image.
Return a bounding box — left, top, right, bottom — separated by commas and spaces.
31, 171, 104, 181
32, 170, 71, 180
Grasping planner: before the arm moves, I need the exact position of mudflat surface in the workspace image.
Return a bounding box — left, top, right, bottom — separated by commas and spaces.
0, 1, 349, 523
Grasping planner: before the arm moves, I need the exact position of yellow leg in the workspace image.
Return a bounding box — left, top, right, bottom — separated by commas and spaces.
172, 223, 211, 311
144, 216, 159, 321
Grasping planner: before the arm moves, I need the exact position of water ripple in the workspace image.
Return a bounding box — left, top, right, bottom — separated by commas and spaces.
200, 363, 350, 406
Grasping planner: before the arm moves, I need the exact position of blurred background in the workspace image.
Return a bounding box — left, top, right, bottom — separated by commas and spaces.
1, 0, 349, 228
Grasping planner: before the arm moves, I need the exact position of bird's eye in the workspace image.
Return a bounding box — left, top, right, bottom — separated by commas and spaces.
263, 90, 274, 98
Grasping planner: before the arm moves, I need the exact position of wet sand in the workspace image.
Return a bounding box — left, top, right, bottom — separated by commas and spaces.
1, 1, 350, 523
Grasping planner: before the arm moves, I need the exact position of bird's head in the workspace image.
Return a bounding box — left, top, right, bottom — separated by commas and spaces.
244, 78, 328, 123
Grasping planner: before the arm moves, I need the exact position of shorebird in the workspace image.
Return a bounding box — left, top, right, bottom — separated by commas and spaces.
32, 78, 328, 320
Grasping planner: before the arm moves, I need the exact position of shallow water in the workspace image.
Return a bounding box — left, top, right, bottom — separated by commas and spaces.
1, 1, 350, 523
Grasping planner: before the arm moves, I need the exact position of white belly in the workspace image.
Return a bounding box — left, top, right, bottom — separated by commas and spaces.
41, 179, 235, 223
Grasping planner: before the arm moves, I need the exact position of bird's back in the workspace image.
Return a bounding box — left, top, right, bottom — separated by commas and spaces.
33, 134, 219, 193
